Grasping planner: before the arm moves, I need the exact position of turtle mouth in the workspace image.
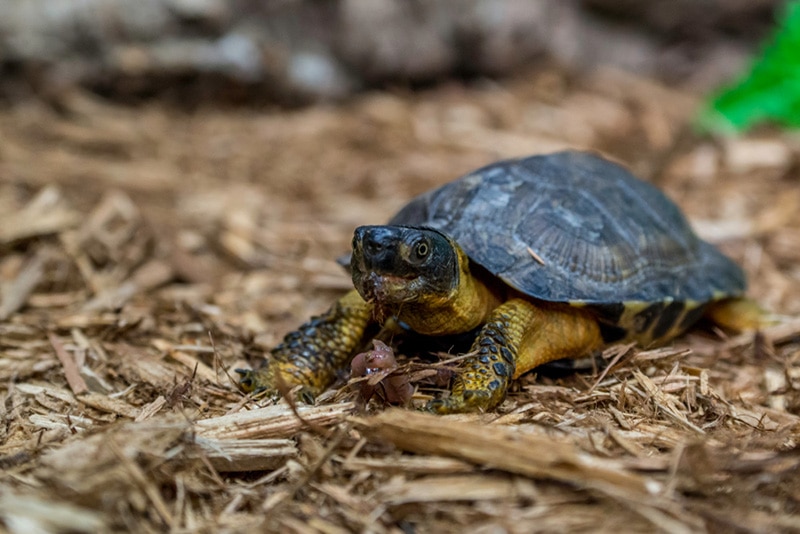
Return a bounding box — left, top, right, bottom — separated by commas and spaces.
350, 225, 421, 306
353, 271, 419, 306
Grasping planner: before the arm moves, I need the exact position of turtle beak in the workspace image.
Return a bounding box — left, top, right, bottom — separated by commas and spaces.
351, 226, 415, 305
353, 226, 402, 274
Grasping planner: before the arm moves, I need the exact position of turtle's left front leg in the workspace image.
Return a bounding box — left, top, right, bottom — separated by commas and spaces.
237, 290, 374, 402
426, 299, 604, 414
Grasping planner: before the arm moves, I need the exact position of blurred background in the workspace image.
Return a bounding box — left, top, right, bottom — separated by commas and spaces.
0, 0, 784, 104
1, 0, 797, 325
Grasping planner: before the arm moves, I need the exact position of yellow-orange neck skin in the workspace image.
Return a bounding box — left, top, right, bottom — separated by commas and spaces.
396, 246, 502, 336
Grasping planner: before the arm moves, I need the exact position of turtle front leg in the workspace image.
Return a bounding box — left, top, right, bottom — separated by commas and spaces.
426, 299, 605, 414
237, 290, 374, 402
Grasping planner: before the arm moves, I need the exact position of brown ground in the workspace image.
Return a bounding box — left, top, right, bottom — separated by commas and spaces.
1, 66, 799, 533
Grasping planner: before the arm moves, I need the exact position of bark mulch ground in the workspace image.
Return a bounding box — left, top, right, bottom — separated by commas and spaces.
1, 66, 799, 533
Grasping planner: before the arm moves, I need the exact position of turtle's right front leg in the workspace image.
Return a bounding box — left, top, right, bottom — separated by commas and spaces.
426, 299, 604, 414
237, 290, 374, 402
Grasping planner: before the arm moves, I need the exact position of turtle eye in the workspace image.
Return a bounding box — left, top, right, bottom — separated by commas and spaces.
413, 240, 430, 261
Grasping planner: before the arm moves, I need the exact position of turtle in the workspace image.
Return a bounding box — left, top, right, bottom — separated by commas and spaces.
237, 150, 761, 413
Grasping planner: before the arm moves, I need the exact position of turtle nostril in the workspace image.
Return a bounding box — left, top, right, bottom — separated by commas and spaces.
358, 227, 390, 256
354, 226, 401, 272
364, 235, 382, 255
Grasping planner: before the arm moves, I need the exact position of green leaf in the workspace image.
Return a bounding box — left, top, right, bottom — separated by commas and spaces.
699, 1, 800, 133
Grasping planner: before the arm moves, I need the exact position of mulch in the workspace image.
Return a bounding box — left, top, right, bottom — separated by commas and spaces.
1, 66, 799, 533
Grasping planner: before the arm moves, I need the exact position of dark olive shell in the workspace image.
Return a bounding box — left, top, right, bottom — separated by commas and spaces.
389, 151, 745, 304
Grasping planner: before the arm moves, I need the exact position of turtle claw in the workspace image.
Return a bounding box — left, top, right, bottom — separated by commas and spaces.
296, 387, 317, 405
235, 367, 274, 395
234, 368, 261, 393
235, 367, 282, 400
235, 367, 318, 405
424, 389, 492, 414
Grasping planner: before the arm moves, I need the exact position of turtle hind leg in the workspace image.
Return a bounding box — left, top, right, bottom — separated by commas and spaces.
237, 289, 374, 401
705, 297, 775, 332
426, 299, 604, 414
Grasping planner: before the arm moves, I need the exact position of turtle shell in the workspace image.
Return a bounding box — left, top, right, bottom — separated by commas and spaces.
388, 151, 745, 304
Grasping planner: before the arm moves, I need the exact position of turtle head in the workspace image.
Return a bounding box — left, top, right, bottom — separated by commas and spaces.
351, 225, 500, 334
351, 225, 459, 309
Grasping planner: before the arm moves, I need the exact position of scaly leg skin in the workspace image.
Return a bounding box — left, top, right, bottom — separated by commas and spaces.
237, 290, 373, 402
705, 297, 775, 331
426, 298, 605, 414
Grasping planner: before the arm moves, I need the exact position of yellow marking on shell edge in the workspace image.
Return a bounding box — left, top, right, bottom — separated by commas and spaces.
572, 298, 707, 347
644, 301, 694, 346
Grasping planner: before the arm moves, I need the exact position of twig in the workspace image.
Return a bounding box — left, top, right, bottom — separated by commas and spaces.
588, 343, 637, 393
526, 246, 546, 265
48, 332, 89, 395
274, 371, 330, 437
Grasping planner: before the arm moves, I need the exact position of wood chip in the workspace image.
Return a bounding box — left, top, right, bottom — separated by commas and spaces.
353, 410, 661, 499
0, 249, 47, 320
48, 332, 89, 396
193, 436, 297, 472
78, 392, 140, 419
0, 188, 80, 244
166, 349, 218, 384
195, 402, 355, 440
340, 455, 473, 475
82, 260, 173, 311
0, 490, 106, 533
377, 474, 538, 504
135, 396, 168, 422
632, 371, 704, 434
